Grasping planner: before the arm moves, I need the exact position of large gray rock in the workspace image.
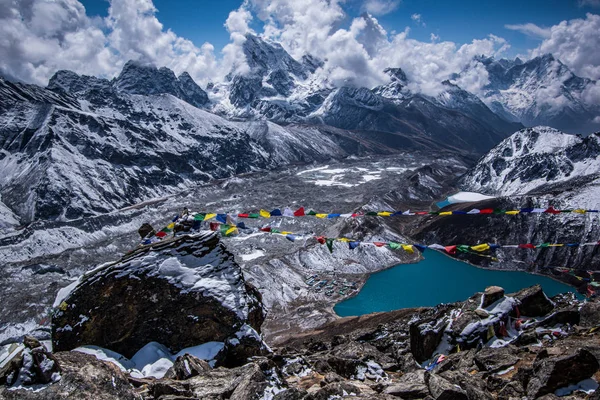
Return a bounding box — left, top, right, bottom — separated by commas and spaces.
526, 349, 599, 398
52, 232, 265, 358
513, 285, 554, 317
0, 351, 137, 400
424, 371, 468, 400
481, 286, 505, 308
580, 301, 600, 327
410, 317, 448, 363
473, 346, 519, 373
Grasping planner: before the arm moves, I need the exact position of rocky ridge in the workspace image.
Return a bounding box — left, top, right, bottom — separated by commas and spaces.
3, 284, 600, 399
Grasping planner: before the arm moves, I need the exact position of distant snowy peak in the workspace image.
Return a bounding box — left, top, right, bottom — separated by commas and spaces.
461, 126, 600, 196
468, 54, 600, 134
47, 61, 209, 108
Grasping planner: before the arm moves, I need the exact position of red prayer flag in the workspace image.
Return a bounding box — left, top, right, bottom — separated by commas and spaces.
518, 244, 535, 249
209, 222, 219, 231
260, 227, 272, 232
155, 231, 167, 238
238, 213, 249, 218
445, 245, 457, 254
544, 207, 561, 215
294, 207, 305, 217
479, 209, 494, 214
316, 236, 326, 244
373, 242, 386, 247
415, 211, 429, 215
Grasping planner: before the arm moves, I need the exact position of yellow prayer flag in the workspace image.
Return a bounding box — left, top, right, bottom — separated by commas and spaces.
204, 213, 217, 221
259, 209, 271, 218
402, 244, 415, 254
338, 238, 351, 242
548, 244, 564, 247
225, 226, 238, 236
377, 211, 392, 217
167, 222, 175, 230
439, 211, 452, 216
471, 243, 490, 252
316, 214, 328, 218
281, 231, 291, 235
573, 209, 587, 214
505, 210, 520, 215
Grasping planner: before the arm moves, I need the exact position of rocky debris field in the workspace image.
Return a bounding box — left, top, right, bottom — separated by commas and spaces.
3, 280, 600, 399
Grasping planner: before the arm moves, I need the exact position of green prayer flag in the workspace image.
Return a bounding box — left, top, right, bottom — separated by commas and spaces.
366, 211, 378, 216
307, 210, 317, 216
271, 228, 281, 234
457, 245, 470, 253
220, 224, 231, 235
248, 213, 260, 219
537, 243, 551, 248
326, 238, 334, 253
388, 242, 401, 250
194, 214, 205, 221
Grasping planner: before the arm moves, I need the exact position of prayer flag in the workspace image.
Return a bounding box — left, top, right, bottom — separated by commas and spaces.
378, 211, 392, 217
327, 213, 341, 218
283, 207, 294, 217
156, 231, 167, 238
373, 242, 386, 247
238, 213, 249, 218
544, 207, 561, 215
249, 213, 260, 218
204, 213, 217, 221
225, 226, 237, 236
209, 222, 219, 231
349, 241, 360, 250
467, 209, 480, 214
316, 236, 326, 244
573, 209, 587, 214
471, 243, 491, 252
167, 222, 175, 230
294, 207, 306, 216
316, 214, 328, 218
260, 227, 272, 232
388, 242, 401, 250
286, 234, 296, 242
402, 244, 415, 254
505, 210, 520, 215
194, 213, 205, 221
519, 244, 535, 249
216, 214, 227, 224
366, 211, 378, 216
172, 215, 179, 222
445, 245, 457, 255
271, 208, 282, 216
260, 209, 271, 218
414, 244, 427, 252
326, 238, 334, 253
237, 222, 247, 229
452, 211, 468, 215
439, 211, 452, 216
307, 210, 317, 216
480, 209, 493, 214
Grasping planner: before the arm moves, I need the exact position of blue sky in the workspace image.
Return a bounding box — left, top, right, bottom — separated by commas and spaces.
80, 0, 596, 58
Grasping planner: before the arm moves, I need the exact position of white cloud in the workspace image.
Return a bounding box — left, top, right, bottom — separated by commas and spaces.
0, 0, 218, 86
222, 2, 254, 76
411, 13, 425, 27
579, 0, 600, 8
430, 33, 440, 42
362, 0, 400, 16
529, 13, 600, 80
505, 23, 551, 38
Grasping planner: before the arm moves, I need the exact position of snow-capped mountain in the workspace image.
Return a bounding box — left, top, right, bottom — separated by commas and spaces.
463, 54, 600, 134
208, 34, 521, 151
1, 61, 454, 224
416, 126, 600, 272
461, 126, 600, 196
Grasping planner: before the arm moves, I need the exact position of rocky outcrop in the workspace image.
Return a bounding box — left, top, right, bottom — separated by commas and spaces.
5, 286, 600, 398
52, 231, 265, 359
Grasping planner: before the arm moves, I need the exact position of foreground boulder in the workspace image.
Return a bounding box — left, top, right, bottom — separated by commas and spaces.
52, 232, 265, 359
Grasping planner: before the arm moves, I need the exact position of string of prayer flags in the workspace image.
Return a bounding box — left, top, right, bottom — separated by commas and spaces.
183, 206, 599, 223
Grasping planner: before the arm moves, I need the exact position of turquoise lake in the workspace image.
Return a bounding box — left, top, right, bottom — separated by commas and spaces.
334, 250, 580, 317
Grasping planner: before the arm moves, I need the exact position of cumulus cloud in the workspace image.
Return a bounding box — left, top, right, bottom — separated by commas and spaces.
362, 0, 400, 16
528, 13, 600, 80
222, 2, 254, 76
505, 23, 551, 38
0, 0, 218, 86
411, 13, 425, 27
430, 33, 440, 42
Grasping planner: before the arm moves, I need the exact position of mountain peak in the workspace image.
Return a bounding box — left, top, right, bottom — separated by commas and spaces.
114, 60, 209, 107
